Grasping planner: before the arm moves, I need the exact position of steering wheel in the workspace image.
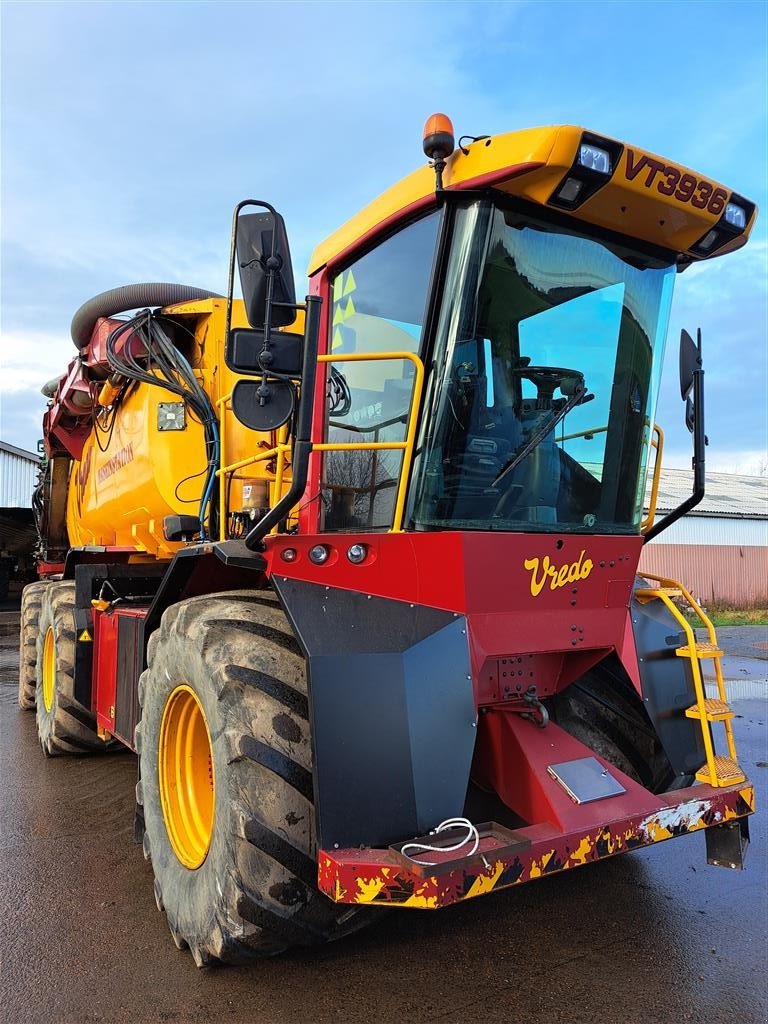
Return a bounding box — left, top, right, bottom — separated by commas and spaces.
509, 365, 585, 400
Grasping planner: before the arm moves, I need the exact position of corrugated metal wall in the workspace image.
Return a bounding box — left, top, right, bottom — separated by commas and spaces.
639, 544, 768, 608
645, 515, 768, 546
0, 446, 38, 508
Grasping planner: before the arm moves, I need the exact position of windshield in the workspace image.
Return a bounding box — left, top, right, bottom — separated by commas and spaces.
409, 202, 675, 534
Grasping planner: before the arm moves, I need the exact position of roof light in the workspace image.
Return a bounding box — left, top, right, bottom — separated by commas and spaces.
422, 113, 455, 162
578, 143, 612, 174
555, 177, 583, 204
696, 229, 720, 252
724, 202, 746, 229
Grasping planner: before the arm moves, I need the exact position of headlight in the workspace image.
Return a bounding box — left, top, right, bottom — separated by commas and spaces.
724, 202, 746, 229
578, 143, 612, 174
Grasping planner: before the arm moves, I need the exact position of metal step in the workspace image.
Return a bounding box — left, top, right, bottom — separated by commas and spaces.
635, 587, 682, 601
685, 698, 734, 722
676, 641, 723, 659
696, 756, 745, 787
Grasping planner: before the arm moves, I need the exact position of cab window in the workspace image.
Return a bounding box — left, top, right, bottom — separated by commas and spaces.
322, 213, 439, 531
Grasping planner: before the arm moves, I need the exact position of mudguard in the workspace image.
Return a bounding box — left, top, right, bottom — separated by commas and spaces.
272, 577, 476, 849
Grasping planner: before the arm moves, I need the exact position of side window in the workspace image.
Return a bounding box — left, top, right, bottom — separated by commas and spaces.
322, 213, 439, 531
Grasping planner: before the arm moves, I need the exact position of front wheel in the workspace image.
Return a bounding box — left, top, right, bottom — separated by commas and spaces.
136, 589, 370, 966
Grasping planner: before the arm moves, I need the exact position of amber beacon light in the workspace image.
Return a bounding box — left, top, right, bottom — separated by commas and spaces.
423, 113, 455, 190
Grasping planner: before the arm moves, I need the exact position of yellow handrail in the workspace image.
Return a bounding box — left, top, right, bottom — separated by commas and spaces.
318, 351, 425, 533
641, 424, 664, 534
214, 350, 425, 539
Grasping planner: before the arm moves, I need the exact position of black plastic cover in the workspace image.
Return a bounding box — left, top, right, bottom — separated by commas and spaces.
272, 577, 476, 849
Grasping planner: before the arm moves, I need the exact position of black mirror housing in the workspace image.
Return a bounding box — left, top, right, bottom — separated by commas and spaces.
679, 328, 700, 400
236, 210, 297, 329
226, 328, 303, 378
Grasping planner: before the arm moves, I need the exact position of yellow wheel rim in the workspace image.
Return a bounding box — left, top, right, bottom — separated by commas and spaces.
158, 684, 215, 869
42, 626, 56, 712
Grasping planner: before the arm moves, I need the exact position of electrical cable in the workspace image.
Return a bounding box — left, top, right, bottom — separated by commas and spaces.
399, 817, 480, 866
105, 310, 220, 539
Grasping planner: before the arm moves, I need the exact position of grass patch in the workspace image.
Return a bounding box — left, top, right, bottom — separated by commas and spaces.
683, 608, 768, 627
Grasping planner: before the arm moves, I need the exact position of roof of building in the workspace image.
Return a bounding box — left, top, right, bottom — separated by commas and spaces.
0, 440, 39, 463
648, 468, 768, 518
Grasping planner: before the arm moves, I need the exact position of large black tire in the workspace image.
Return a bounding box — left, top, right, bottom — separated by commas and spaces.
550, 655, 691, 794
35, 580, 108, 755
136, 589, 370, 966
18, 580, 49, 710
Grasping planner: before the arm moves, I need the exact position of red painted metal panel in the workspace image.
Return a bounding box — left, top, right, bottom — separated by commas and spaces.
92, 605, 146, 741
92, 607, 119, 732
265, 531, 644, 702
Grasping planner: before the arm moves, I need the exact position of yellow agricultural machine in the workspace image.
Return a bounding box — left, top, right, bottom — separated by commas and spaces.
21, 116, 756, 965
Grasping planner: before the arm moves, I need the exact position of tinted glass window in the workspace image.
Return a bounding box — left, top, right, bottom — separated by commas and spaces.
410, 203, 675, 533
322, 213, 439, 530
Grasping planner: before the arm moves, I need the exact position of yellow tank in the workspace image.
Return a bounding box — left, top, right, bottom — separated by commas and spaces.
65, 298, 301, 558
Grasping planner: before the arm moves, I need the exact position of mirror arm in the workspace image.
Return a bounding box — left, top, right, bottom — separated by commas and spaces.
244, 293, 321, 550
644, 356, 705, 543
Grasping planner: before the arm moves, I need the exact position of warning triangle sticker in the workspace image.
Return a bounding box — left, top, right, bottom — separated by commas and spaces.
79, 629, 92, 642
342, 270, 356, 296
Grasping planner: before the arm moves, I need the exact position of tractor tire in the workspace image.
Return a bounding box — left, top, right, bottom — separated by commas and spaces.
35, 580, 108, 756
550, 655, 692, 794
136, 589, 370, 966
18, 580, 49, 710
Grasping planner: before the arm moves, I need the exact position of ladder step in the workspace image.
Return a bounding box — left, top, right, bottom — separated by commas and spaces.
675, 641, 723, 659
635, 587, 683, 600
685, 698, 734, 721
695, 756, 745, 787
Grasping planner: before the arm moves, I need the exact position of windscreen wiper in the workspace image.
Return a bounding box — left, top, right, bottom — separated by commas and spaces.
492, 381, 587, 489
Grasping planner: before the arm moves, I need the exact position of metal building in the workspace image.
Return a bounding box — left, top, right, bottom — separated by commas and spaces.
0, 441, 40, 597
1, 440, 39, 509
641, 469, 768, 608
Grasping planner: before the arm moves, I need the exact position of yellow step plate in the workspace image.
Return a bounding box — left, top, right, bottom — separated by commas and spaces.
696, 755, 745, 787
685, 698, 734, 721
635, 587, 683, 600
676, 641, 723, 659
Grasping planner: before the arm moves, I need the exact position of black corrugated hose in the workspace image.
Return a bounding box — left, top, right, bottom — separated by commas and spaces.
70, 283, 223, 347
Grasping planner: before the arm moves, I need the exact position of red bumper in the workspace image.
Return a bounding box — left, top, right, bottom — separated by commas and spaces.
318, 781, 753, 909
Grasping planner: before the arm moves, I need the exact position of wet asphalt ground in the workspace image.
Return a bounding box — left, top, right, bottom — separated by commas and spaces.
1, 600, 766, 1024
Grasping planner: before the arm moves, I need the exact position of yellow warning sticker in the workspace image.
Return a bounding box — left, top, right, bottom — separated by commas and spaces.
79, 629, 92, 642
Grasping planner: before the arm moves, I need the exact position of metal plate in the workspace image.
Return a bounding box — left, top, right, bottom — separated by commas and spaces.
547, 756, 626, 804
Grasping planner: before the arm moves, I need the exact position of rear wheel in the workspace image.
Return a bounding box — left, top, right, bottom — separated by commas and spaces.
18, 580, 49, 710
34, 580, 108, 755
550, 656, 692, 793
136, 589, 370, 966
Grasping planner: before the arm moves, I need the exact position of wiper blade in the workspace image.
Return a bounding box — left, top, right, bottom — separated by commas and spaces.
492, 382, 587, 488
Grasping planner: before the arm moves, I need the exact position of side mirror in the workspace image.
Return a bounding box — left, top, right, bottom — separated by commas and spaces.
226, 328, 303, 378
236, 207, 297, 329
679, 328, 700, 401
231, 379, 295, 432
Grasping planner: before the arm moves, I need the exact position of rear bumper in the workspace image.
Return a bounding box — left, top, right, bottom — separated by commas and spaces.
318, 781, 754, 909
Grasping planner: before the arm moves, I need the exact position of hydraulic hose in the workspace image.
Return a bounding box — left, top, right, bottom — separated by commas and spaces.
70, 283, 223, 347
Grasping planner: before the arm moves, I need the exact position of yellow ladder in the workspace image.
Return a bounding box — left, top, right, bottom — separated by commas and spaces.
634, 574, 744, 788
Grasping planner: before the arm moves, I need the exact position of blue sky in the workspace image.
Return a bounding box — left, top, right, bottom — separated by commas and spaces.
1, 0, 766, 473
